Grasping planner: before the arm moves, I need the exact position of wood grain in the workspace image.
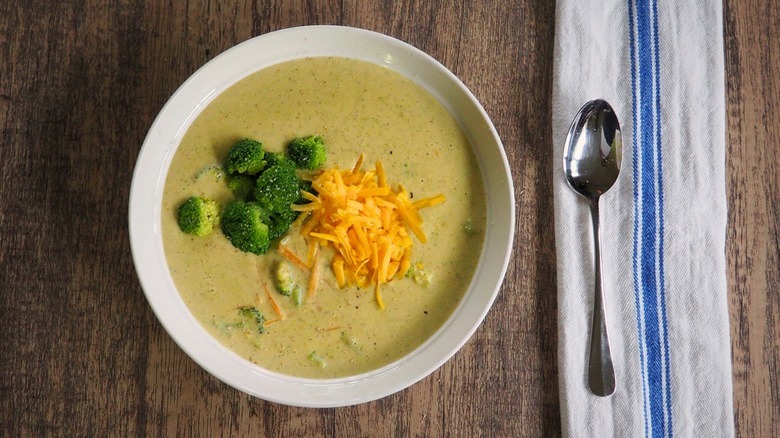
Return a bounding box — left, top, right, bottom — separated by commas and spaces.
724, 0, 780, 437
0, 0, 776, 436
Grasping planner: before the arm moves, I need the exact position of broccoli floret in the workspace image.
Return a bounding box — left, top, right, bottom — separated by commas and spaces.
263, 151, 293, 168
177, 196, 219, 236
258, 152, 304, 209
246, 204, 297, 241
274, 261, 300, 296
215, 306, 266, 334
194, 163, 225, 182
296, 179, 315, 204
227, 174, 255, 200
406, 262, 433, 287
224, 139, 267, 175
221, 201, 271, 254
267, 209, 298, 240
238, 306, 266, 334
291, 287, 304, 306
254, 160, 300, 214
287, 135, 327, 170
307, 351, 327, 368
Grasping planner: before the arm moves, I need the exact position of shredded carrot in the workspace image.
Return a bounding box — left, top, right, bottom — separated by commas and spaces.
278, 242, 310, 271
263, 318, 281, 327
264, 284, 286, 320
298, 155, 445, 308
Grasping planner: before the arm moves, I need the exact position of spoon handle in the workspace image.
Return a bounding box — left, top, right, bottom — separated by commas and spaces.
588, 198, 616, 396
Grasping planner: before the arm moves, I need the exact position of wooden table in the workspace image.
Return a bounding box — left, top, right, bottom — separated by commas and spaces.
2, 1, 776, 436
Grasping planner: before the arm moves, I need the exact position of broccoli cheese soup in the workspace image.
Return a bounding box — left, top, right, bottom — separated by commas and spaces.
162, 57, 486, 378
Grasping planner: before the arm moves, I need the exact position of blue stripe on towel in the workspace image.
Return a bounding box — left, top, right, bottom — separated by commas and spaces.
628, 0, 673, 437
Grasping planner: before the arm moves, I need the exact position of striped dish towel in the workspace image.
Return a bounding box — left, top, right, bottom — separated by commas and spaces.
552, 1, 733, 437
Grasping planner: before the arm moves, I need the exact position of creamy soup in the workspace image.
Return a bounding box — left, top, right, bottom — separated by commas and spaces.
162, 57, 486, 378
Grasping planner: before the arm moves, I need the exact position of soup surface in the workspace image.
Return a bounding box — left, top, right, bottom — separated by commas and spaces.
162, 57, 486, 378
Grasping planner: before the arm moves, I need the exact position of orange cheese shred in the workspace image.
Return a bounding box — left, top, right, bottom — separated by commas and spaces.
299, 155, 444, 307
332, 256, 346, 288
375, 282, 385, 310
412, 194, 446, 210
307, 242, 321, 299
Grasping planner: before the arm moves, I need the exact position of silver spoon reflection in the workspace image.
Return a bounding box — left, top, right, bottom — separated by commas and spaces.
562, 99, 622, 397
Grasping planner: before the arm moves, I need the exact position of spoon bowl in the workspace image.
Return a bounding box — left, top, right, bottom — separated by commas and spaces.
563, 99, 622, 198
562, 98, 622, 397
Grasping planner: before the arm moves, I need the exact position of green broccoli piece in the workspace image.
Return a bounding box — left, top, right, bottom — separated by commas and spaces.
263, 151, 293, 167
254, 160, 300, 214
287, 135, 327, 169
267, 209, 298, 240
227, 174, 255, 200
244, 204, 297, 241
194, 163, 225, 182
177, 196, 219, 236
221, 201, 271, 254
406, 262, 433, 287
341, 332, 358, 348
307, 351, 327, 368
296, 179, 315, 205
222, 143, 307, 245
238, 306, 266, 334
215, 306, 266, 334
291, 287, 304, 306
274, 261, 300, 296
224, 138, 267, 175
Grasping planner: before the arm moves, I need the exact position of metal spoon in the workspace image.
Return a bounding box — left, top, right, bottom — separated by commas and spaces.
562, 99, 622, 397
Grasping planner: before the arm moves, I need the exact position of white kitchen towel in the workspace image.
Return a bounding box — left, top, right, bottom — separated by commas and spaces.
552, 1, 733, 437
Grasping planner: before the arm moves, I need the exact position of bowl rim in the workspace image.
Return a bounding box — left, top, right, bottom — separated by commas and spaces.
129, 25, 515, 408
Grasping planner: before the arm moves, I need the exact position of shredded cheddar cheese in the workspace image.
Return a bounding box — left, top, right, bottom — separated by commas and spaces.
291, 154, 444, 308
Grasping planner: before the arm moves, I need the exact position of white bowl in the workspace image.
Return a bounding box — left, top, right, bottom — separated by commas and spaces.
129, 25, 515, 407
